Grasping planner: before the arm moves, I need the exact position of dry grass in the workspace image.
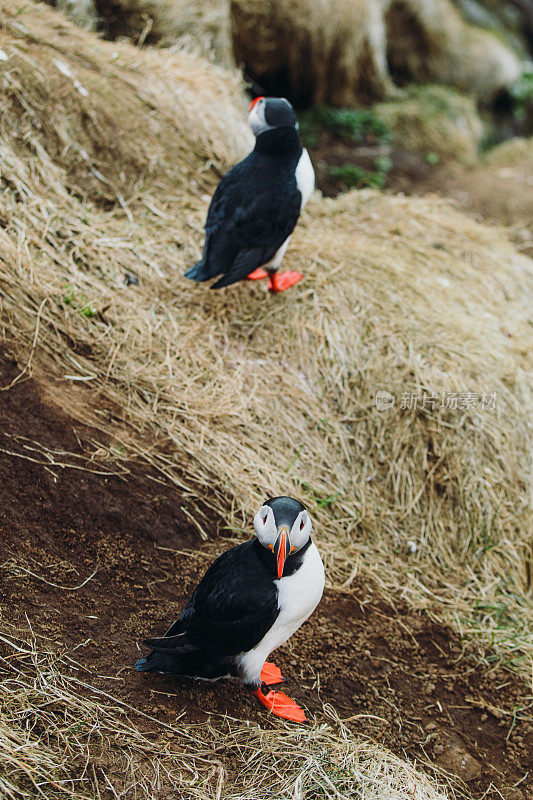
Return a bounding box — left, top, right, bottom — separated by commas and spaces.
0, 1, 250, 200
483, 136, 533, 167
94, 0, 234, 66
230, 0, 520, 105
0, 1, 532, 796
413, 137, 533, 249
375, 85, 483, 163
44, 0, 522, 105
1, 0, 532, 671
0, 628, 453, 800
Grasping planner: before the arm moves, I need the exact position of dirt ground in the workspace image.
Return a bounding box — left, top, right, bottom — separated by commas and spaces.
309, 138, 435, 198
0, 347, 531, 800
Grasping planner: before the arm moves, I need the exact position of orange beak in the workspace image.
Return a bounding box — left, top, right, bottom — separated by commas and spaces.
249, 96, 264, 112
274, 527, 289, 579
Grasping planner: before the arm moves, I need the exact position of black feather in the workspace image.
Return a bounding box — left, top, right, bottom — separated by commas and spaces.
135, 540, 280, 680
183, 261, 205, 281
210, 247, 274, 289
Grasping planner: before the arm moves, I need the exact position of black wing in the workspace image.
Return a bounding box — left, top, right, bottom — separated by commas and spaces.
144, 541, 278, 657
188, 155, 302, 287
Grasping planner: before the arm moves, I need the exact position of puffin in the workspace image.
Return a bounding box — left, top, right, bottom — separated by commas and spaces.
135, 496, 324, 722
184, 97, 315, 293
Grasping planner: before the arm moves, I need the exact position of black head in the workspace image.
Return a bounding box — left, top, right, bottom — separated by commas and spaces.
263, 496, 305, 527
253, 496, 311, 579
248, 97, 298, 136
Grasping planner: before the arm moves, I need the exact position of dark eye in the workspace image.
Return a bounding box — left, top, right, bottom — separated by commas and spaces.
263, 515, 268, 525
300, 518, 305, 530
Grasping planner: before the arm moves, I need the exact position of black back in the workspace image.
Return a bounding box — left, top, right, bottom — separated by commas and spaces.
140, 533, 311, 657
144, 540, 279, 659
177, 540, 279, 653
184, 127, 303, 288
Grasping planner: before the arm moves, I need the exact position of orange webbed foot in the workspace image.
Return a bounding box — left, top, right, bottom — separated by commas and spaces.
252, 686, 306, 723
247, 268, 269, 280
267, 271, 303, 293
260, 661, 285, 686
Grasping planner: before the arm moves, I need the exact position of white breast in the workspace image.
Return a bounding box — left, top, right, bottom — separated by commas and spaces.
262, 149, 315, 271
295, 148, 315, 210
237, 542, 325, 684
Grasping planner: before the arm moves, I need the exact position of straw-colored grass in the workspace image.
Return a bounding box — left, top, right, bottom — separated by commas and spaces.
1, 0, 532, 671
45, 0, 522, 106
0, 1, 532, 796
230, 0, 520, 105
0, 630, 452, 800
375, 85, 484, 163
483, 136, 533, 167
94, 0, 234, 66
0, 1, 250, 192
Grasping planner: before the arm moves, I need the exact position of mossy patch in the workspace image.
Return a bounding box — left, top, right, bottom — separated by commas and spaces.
299, 106, 391, 148
329, 156, 392, 189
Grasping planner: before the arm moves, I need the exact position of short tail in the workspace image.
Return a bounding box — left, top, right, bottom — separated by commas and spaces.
135, 655, 154, 672
135, 650, 186, 674
184, 260, 208, 282
135, 630, 196, 674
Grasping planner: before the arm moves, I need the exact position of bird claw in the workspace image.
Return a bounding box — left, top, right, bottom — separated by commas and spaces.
253, 686, 306, 723
260, 661, 285, 685
267, 271, 303, 293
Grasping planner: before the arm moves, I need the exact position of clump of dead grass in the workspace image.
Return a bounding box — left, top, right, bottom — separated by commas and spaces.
94, 0, 234, 67
0, 629, 195, 799
0, 0, 250, 205
375, 85, 483, 162
230, 0, 520, 105
483, 136, 533, 167
0, 629, 453, 800
0, 0, 531, 681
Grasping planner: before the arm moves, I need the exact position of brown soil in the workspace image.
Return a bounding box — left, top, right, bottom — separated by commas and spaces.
310, 137, 435, 198
0, 347, 531, 799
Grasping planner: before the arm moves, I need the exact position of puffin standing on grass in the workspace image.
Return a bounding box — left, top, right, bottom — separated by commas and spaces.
135, 496, 324, 722
184, 97, 315, 292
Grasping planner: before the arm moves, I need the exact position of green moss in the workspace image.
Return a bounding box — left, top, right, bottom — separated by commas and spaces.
509, 66, 533, 123
63, 286, 97, 318
329, 155, 392, 190
298, 106, 391, 147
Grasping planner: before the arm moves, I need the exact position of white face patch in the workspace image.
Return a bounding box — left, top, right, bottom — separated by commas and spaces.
253, 504, 312, 554
289, 510, 312, 552
248, 99, 271, 136
248, 97, 297, 136
253, 505, 277, 547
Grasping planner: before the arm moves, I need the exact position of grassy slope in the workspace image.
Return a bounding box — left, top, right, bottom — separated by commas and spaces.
0, 1, 532, 797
